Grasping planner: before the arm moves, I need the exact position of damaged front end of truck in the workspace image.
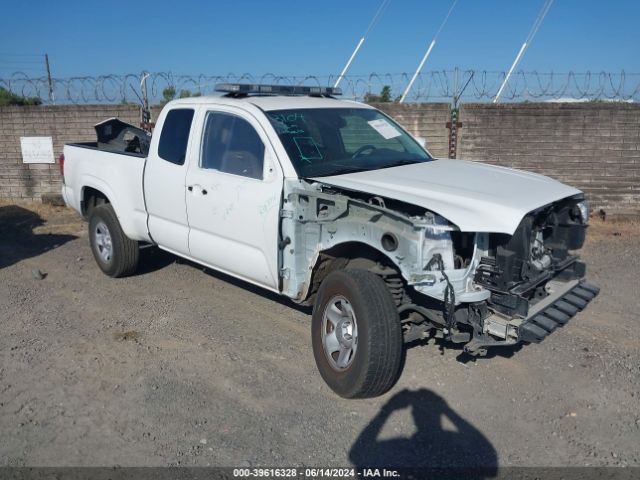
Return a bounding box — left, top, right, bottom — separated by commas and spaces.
279, 178, 599, 357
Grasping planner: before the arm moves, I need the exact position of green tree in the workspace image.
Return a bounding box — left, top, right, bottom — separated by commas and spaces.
0, 87, 42, 106
178, 89, 202, 99
162, 86, 176, 103
161, 86, 201, 103
179, 89, 192, 98
363, 85, 393, 103
379, 85, 392, 102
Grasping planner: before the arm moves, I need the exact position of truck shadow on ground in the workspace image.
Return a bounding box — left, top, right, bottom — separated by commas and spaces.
0, 205, 77, 269
349, 388, 498, 478
171, 255, 313, 314
135, 245, 179, 275
408, 337, 524, 363
143, 250, 524, 361
156, 251, 525, 355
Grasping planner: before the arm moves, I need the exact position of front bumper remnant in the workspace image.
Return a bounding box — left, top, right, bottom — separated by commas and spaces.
463, 279, 599, 356
518, 280, 600, 343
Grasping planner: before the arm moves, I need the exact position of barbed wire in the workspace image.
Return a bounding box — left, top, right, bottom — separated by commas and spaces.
1, 70, 639, 104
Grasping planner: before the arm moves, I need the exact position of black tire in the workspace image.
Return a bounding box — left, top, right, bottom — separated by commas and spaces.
312, 269, 403, 398
88, 204, 139, 277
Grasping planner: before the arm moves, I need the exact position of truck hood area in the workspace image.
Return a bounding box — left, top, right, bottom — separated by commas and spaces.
311, 159, 581, 235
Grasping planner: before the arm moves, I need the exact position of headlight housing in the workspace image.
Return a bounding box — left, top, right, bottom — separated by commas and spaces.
576, 200, 589, 224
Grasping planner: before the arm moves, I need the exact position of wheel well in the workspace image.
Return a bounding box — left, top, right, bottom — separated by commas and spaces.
303, 242, 403, 306
81, 187, 110, 218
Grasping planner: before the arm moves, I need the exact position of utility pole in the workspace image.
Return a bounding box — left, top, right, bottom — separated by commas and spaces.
493, 42, 527, 104
140, 72, 153, 131
399, 40, 436, 103
334, 37, 365, 89
447, 70, 473, 159
493, 0, 554, 103
333, 0, 391, 89
45, 53, 55, 104
399, 0, 458, 103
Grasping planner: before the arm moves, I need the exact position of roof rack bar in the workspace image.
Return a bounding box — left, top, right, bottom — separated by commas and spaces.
215, 83, 342, 96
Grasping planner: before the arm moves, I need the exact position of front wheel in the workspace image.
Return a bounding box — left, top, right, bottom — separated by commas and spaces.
88, 204, 139, 277
312, 269, 403, 398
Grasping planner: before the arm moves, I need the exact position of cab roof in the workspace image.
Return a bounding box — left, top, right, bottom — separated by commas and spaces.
168, 94, 372, 112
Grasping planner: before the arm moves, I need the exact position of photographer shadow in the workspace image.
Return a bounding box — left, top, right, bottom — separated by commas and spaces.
349, 389, 497, 478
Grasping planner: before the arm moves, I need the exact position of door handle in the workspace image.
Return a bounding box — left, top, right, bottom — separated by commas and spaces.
187, 185, 207, 195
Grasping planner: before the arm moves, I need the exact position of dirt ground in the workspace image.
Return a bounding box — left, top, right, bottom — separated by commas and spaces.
0, 201, 638, 468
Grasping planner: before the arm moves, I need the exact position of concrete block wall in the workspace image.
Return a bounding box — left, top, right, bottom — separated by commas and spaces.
373, 102, 451, 158
0, 105, 139, 201
457, 103, 640, 215
0, 102, 638, 215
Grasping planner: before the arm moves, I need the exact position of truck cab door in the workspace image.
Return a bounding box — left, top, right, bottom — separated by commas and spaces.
144, 107, 195, 255
185, 108, 283, 291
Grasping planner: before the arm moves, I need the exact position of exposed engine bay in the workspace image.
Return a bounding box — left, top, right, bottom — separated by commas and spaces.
474, 197, 588, 317
280, 178, 598, 356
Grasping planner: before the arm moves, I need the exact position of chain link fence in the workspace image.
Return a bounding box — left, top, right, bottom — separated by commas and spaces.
1, 70, 639, 105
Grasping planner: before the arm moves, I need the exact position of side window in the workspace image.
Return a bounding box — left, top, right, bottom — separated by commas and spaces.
201, 112, 265, 180
158, 108, 194, 165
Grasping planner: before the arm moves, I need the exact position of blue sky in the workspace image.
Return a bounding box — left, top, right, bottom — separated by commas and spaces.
0, 0, 638, 78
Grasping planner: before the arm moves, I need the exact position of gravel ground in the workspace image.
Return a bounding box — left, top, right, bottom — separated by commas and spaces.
0, 201, 638, 468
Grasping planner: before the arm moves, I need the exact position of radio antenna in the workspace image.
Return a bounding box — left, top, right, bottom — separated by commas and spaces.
493, 0, 554, 103
399, 0, 458, 103
333, 0, 392, 88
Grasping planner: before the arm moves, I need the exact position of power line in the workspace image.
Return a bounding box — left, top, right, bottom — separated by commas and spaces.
525, 0, 554, 45
433, 0, 458, 39
400, 0, 458, 103
333, 0, 392, 88
363, 0, 392, 37
0, 53, 43, 57
493, 0, 554, 103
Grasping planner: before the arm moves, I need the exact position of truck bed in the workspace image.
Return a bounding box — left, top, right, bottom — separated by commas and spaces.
61, 143, 152, 243
67, 142, 147, 159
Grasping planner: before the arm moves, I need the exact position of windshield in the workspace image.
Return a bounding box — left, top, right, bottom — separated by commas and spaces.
265, 108, 432, 177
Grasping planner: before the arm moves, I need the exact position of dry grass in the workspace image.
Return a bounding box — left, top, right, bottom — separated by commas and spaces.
586, 217, 640, 241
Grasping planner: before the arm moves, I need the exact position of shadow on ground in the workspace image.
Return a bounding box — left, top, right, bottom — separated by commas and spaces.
135, 245, 178, 276
0, 205, 77, 269
175, 257, 313, 315
405, 335, 524, 363
349, 389, 497, 477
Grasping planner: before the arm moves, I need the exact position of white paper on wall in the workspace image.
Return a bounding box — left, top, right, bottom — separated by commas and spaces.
20, 137, 55, 164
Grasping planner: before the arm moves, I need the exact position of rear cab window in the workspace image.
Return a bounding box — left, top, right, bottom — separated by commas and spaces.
158, 108, 195, 165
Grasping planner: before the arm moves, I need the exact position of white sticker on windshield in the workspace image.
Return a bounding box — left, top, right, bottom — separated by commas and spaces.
367, 119, 401, 140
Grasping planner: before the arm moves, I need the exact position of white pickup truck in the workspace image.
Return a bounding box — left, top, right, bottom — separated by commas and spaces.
61, 83, 599, 398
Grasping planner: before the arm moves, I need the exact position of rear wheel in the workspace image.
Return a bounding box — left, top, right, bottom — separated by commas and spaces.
88, 204, 139, 277
312, 269, 403, 398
